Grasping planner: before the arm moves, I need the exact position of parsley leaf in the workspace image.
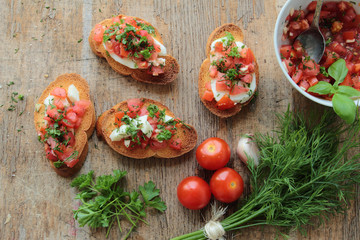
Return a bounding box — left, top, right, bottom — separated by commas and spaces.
71, 170, 166, 238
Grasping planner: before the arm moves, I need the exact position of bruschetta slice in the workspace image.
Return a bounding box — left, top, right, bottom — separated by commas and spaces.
89, 15, 180, 84
96, 98, 197, 159
34, 74, 95, 177
199, 24, 259, 118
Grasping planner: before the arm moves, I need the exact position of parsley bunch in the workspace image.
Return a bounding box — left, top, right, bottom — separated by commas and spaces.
173, 109, 360, 239
71, 170, 166, 239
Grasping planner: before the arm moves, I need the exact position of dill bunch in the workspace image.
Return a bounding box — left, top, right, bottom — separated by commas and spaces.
173, 109, 360, 240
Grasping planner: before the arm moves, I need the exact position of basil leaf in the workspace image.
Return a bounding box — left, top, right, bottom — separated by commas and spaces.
308, 81, 334, 95
337, 86, 360, 98
329, 59, 348, 87
332, 93, 356, 124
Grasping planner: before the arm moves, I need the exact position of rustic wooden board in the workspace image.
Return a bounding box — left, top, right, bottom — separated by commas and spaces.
0, 0, 359, 239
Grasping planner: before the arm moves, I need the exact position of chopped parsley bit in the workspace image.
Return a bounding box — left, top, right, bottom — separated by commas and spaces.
78, 38, 83, 43
7, 81, 14, 86
18, 94, 24, 100
14, 48, 19, 54
325, 37, 332, 46
228, 46, 240, 58
17, 129, 21, 132
53, 161, 64, 168
99, 9, 102, 12
8, 105, 16, 111
147, 104, 159, 117
157, 129, 172, 141
0, 104, 3, 107
350, 1, 356, 5
19, 110, 24, 116
320, 66, 329, 77
224, 32, 235, 46
45, 6, 50, 9
32, 37, 38, 40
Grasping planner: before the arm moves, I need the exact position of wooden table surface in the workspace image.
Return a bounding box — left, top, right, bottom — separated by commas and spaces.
1, 0, 359, 239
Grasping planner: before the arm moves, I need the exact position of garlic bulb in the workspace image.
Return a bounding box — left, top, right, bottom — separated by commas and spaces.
236, 134, 260, 167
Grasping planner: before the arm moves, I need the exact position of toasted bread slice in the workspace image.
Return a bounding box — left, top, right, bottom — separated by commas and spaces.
96, 99, 197, 159
89, 15, 180, 85
34, 73, 95, 177
198, 23, 259, 118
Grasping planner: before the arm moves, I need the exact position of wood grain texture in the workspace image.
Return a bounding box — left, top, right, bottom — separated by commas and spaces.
0, 0, 358, 239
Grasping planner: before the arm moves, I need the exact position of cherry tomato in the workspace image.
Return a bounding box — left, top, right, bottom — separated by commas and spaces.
177, 176, 211, 210
196, 137, 230, 170
210, 167, 244, 203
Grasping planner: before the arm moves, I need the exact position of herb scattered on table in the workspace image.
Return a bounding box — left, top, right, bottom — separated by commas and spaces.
78, 38, 83, 43
308, 59, 360, 124
172, 109, 360, 239
71, 170, 167, 239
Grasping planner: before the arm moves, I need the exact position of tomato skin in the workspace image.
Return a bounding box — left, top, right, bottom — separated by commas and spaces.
210, 167, 244, 203
202, 90, 214, 101
115, 112, 125, 126
177, 176, 211, 210
93, 24, 105, 43
216, 95, 235, 110
196, 137, 231, 170
169, 138, 181, 150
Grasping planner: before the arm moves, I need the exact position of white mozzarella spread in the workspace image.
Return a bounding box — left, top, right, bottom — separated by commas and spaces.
109, 115, 155, 142
103, 38, 167, 69
44, 95, 54, 107
68, 84, 80, 103
209, 38, 256, 104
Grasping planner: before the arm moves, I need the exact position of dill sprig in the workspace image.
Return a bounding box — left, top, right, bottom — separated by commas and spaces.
172, 109, 360, 239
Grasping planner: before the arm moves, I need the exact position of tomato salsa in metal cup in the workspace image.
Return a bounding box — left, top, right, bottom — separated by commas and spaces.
274, 0, 360, 107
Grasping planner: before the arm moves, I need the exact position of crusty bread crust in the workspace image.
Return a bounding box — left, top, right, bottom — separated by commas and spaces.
199, 23, 259, 118
96, 99, 198, 159
34, 73, 95, 177
89, 15, 180, 85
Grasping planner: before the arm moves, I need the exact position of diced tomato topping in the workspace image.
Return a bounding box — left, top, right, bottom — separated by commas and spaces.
138, 107, 149, 117
114, 112, 125, 126
138, 61, 149, 69
127, 98, 144, 112
214, 42, 224, 53
241, 74, 252, 84
340, 74, 354, 87
307, 1, 317, 11
282, 59, 295, 75
140, 134, 150, 149
240, 48, 255, 65
63, 131, 75, 147
46, 106, 61, 120
50, 87, 67, 99
139, 30, 148, 36
64, 157, 79, 168
292, 70, 303, 84
149, 139, 167, 150
308, 77, 319, 87
216, 81, 231, 92
209, 66, 218, 78
150, 66, 165, 76
202, 90, 214, 101
169, 138, 181, 150
93, 24, 105, 43
119, 44, 129, 58
205, 81, 212, 91
329, 41, 347, 56
301, 58, 320, 76
323, 50, 339, 68
280, 45, 292, 59
112, 16, 121, 24
53, 98, 64, 110
216, 95, 235, 110
354, 63, 360, 73
65, 112, 78, 124
342, 8, 356, 23
230, 85, 248, 95
353, 76, 360, 89
299, 80, 310, 91
73, 100, 90, 117
343, 30, 356, 42
45, 145, 58, 161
